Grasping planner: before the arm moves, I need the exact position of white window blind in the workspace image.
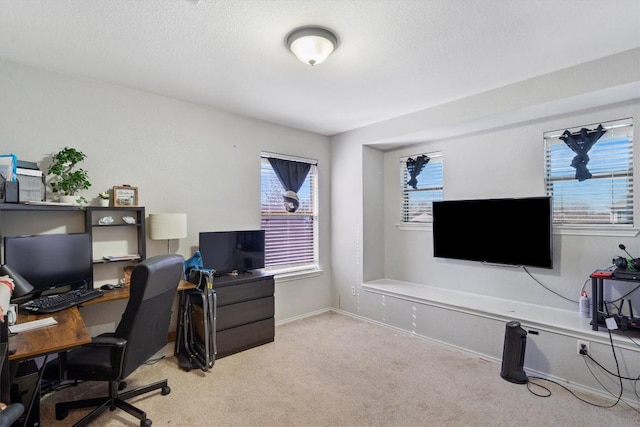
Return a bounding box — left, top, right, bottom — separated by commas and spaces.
544, 118, 634, 226
261, 154, 318, 271
400, 152, 443, 223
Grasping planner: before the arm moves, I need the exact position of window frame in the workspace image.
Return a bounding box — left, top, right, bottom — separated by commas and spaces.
398, 151, 444, 229
260, 152, 320, 278
544, 118, 637, 237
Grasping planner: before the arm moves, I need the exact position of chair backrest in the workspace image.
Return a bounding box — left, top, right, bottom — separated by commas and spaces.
115, 254, 184, 378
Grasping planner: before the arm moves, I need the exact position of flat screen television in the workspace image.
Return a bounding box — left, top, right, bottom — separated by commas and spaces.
3, 232, 93, 298
199, 230, 265, 275
432, 197, 553, 269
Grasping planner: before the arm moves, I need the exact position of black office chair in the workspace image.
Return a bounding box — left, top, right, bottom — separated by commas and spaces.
55, 254, 184, 427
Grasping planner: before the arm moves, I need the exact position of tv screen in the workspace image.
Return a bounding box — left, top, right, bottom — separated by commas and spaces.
432, 197, 553, 269
199, 230, 265, 275
3, 232, 93, 296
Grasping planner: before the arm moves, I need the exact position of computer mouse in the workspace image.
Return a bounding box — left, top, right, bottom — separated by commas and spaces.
100, 284, 115, 291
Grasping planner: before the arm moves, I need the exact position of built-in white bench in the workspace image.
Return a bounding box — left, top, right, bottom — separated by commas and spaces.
361, 278, 635, 350
360, 278, 640, 406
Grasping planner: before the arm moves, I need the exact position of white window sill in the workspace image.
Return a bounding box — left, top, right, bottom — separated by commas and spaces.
264, 266, 323, 282
396, 223, 433, 231
554, 225, 639, 237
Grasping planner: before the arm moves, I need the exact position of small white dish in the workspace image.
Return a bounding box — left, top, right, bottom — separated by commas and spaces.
98, 216, 114, 225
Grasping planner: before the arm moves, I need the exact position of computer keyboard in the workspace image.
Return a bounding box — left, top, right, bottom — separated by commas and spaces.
21, 288, 104, 314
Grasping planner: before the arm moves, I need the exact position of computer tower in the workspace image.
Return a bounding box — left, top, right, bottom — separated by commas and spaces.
11, 360, 40, 427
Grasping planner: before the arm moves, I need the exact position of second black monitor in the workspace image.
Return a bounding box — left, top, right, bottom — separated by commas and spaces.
199, 230, 265, 275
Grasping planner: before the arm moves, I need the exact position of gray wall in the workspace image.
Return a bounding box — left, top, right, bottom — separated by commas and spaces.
330, 48, 640, 395
382, 101, 640, 310
331, 47, 640, 315
0, 59, 332, 329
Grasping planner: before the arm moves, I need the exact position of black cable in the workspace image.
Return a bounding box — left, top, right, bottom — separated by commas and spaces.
522, 266, 577, 303
623, 329, 640, 348
606, 285, 640, 305
144, 355, 166, 365
581, 355, 640, 413
583, 349, 640, 381
605, 300, 622, 315
521, 266, 640, 408
606, 328, 626, 405
526, 330, 640, 410
526, 378, 551, 397
526, 375, 621, 408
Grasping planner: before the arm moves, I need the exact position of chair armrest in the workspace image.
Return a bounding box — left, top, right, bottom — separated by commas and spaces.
86, 335, 127, 349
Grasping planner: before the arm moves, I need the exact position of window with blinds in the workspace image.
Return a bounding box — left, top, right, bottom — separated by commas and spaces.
544, 118, 634, 226
400, 152, 444, 223
261, 154, 318, 271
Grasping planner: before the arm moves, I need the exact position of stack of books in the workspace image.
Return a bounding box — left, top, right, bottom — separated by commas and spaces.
16, 159, 45, 202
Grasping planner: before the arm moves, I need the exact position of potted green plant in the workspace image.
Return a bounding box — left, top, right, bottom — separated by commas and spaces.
98, 190, 110, 207
46, 147, 91, 204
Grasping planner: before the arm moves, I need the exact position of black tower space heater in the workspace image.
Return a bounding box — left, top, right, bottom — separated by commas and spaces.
500, 321, 528, 384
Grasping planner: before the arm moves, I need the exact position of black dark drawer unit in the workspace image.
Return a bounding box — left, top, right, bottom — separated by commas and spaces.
213, 271, 274, 358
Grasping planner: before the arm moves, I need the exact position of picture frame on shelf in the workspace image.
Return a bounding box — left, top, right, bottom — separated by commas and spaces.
113, 185, 138, 207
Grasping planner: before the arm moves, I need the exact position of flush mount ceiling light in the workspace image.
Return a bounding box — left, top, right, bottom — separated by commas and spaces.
286, 26, 338, 66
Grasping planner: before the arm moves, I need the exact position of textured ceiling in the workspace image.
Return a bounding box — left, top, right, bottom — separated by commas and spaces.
0, 0, 639, 136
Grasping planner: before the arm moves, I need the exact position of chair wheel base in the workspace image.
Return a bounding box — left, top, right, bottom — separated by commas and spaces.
141, 419, 152, 427
161, 386, 171, 395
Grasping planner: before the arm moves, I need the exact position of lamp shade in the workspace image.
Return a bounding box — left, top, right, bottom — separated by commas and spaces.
1, 264, 34, 298
149, 213, 188, 240
286, 26, 338, 66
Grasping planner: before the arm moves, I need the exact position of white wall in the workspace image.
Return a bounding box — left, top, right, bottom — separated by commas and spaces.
383, 101, 640, 311
331, 48, 640, 314
330, 48, 640, 398
0, 59, 332, 328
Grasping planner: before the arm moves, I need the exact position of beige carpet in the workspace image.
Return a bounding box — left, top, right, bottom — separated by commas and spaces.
40, 312, 639, 426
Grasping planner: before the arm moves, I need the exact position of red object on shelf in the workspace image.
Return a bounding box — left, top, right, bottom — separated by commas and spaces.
592, 270, 613, 277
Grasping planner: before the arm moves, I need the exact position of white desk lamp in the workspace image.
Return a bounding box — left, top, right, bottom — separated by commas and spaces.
149, 213, 187, 253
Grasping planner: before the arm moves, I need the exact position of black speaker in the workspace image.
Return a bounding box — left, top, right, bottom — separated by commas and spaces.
500, 321, 528, 384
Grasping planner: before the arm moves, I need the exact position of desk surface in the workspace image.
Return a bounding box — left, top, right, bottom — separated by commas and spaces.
83, 285, 130, 305
9, 286, 132, 361
9, 281, 194, 361
9, 307, 91, 362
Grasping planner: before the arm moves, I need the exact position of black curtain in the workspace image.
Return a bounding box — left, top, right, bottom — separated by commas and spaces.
268, 158, 311, 213
559, 124, 606, 182
406, 155, 429, 189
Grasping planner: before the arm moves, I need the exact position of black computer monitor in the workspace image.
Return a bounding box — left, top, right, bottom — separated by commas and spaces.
199, 230, 265, 276
3, 232, 93, 298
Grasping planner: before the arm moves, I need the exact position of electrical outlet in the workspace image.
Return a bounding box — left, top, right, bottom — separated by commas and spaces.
577, 340, 590, 355
351, 286, 356, 296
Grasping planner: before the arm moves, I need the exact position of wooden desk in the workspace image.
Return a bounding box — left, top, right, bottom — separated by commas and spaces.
8, 280, 192, 361
82, 286, 129, 306
178, 280, 197, 292
9, 308, 91, 362
83, 280, 193, 307
6, 307, 92, 426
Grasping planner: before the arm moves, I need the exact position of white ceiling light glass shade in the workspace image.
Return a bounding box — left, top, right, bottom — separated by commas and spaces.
286, 26, 338, 66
